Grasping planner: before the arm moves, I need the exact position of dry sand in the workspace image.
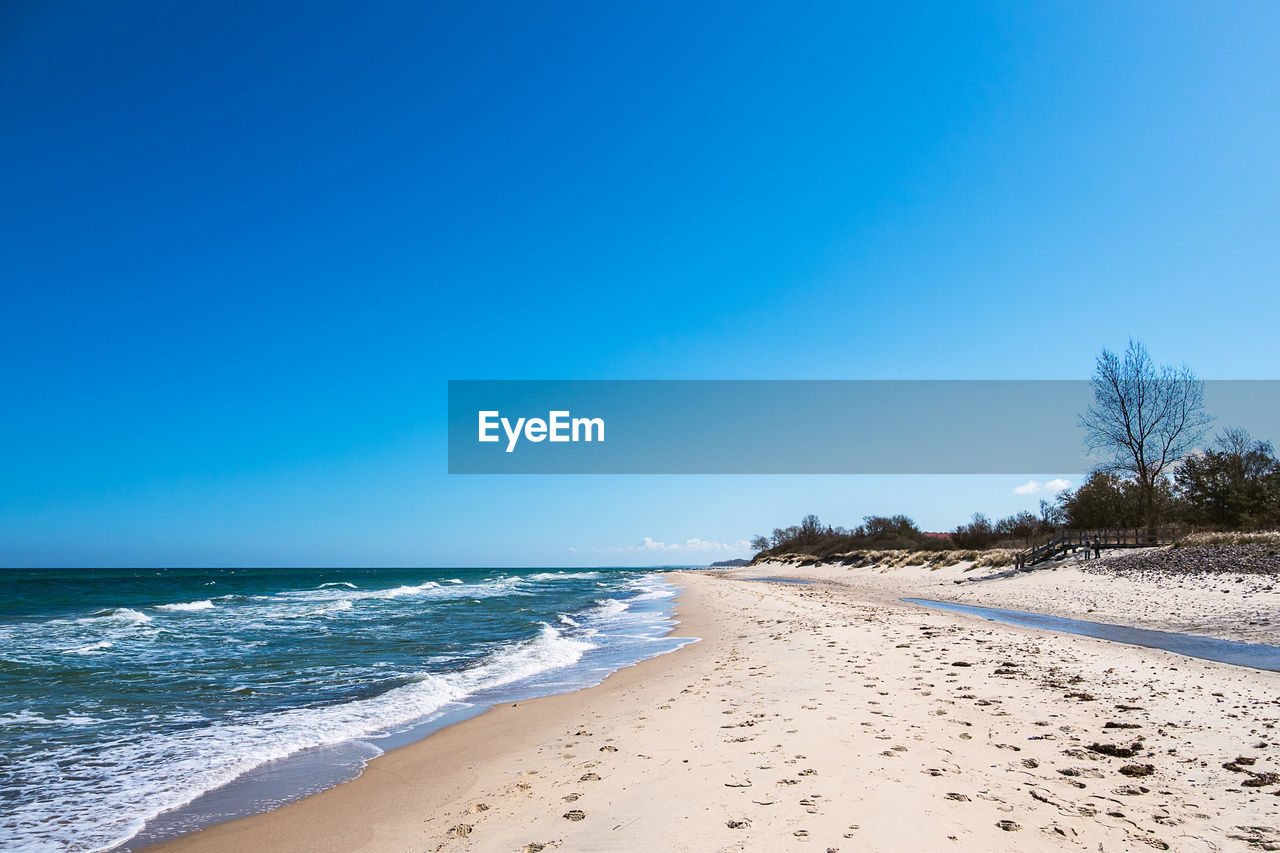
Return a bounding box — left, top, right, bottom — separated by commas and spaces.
146, 570, 1280, 853
749, 550, 1280, 645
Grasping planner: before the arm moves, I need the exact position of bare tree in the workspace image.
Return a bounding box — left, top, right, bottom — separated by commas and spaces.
749, 534, 770, 552
1080, 339, 1213, 536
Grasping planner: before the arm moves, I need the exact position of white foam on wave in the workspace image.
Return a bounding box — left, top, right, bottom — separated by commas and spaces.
248, 578, 527, 618
622, 574, 677, 602
590, 598, 630, 619
2, 623, 595, 853
455, 623, 593, 692
4, 710, 106, 727
527, 571, 602, 581
0, 608, 160, 671
82, 608, 152, 625
285, 600, 354, 619
555, 574, 685, 648
2, 710, 55, 726
350, 577, 526, 602
155, 600, 216, 613
357, 581, 441, 600
213, 578, 528, 627
62, 640, 113, 655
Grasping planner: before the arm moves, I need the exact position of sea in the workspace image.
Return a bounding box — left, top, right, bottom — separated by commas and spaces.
0, 566, 695, 852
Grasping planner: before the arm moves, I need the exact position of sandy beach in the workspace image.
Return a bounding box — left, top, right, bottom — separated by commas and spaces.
749, 548, 1280, 645
145, 568, 1280, 853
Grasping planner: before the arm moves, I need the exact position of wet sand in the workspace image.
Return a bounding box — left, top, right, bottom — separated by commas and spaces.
146, 570, 1280, 852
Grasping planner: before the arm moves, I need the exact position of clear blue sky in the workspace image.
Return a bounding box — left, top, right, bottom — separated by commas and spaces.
2, 2, 1276, 567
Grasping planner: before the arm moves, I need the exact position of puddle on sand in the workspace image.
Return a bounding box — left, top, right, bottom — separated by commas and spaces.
903, 598, 1280, 672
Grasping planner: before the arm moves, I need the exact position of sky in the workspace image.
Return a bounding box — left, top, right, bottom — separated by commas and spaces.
1, 1, 1277, 567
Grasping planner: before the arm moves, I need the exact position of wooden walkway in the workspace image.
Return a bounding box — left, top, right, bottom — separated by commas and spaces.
1015, 526, 1187, 569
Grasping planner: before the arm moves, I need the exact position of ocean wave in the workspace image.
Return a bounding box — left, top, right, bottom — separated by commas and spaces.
80, 608, 152, 626
589, 598, 630, 619
1, 624, 595, 853
453, 623, 594, 693
1, 710, 56, 726
356, 581, 441, 600
3, 710, 106, 727
62, 640, 113, 655
155, 600, 216, 613
527, 571, 602, 581
622, 574, 678, 602
260, 577, 527, 609
1, 571, 688, 853
284, 600, 354, 619
354, 577, 526, 602
209, 579, 525, 625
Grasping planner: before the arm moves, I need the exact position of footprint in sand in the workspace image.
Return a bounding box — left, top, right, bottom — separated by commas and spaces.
580, 772, 601, 782
599, 745, 618, 752
562, 793, 580, 802
563, 809, 586, 821
446, 824, 473, 838
467, 803, 489, 814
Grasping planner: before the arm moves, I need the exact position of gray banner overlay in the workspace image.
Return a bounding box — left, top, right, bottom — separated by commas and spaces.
447, 380, 1280, 474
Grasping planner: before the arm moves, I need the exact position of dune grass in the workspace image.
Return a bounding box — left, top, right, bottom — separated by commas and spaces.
1175, 530, 1280, 548
760, 549, 1016, 570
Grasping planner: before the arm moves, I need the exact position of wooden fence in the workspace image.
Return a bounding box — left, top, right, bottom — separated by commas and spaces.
1014, 526, 1188, 569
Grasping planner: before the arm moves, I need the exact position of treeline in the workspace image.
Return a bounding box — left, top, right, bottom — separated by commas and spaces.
949, 509, 1055, 549
750, 427, 1280, 559
750, 513, 953, 561
1060, 428, 1279, 530
752, 509, 1056, 559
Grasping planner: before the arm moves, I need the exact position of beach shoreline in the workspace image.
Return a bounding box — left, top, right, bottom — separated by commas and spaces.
137, 573, 715, 853
143, 569, 1280, 853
